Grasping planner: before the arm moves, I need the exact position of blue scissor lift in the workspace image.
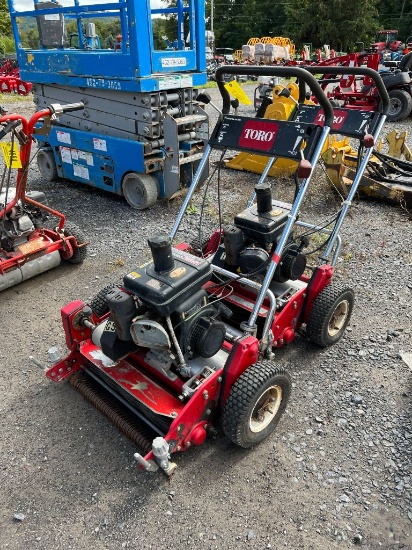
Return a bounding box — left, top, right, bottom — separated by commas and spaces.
8, 0, 209, 209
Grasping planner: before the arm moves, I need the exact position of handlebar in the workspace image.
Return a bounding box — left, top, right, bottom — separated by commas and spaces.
302, 65, 390, 115
215, 65, 334, 127
49, 102, 85, 116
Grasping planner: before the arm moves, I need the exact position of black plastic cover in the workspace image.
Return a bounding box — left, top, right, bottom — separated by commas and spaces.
234, 201, 290, 245
123, 248, 212, 316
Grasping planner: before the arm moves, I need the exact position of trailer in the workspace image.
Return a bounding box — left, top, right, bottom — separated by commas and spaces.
8, 0, 209, 209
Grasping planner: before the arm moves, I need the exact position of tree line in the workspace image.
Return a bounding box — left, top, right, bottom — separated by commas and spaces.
212, 0, 411, 51
0, 0, 411, 54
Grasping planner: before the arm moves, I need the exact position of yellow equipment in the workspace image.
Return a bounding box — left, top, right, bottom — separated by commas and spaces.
322, 130, 412, 208
225, 83, 306, 177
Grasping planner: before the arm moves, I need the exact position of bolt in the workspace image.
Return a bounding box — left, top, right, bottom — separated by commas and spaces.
176, 445, 181, 451
203, 390, 209, 400
185, 441, 191, 447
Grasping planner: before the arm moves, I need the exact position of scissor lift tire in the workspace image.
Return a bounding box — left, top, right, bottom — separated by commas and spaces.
122, 172, 158, 210
37, 148, 58, 181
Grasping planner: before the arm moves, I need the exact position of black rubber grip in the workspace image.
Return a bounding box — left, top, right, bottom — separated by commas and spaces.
61, 102, 85, 113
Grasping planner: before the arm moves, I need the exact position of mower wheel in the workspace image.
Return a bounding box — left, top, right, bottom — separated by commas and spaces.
306, 284, 354, 347
122, 172, 158, 210
63, 222, 87, 264
37, 149, 58, 181
88, 284, 119, 317
385, 89, 412, 122
222, 361, 291, 448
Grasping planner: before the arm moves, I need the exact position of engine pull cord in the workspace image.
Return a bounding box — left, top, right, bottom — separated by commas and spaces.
197, 148, 227, 254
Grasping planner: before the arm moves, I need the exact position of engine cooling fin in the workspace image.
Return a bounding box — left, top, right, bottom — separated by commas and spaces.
69, 372, 154, 455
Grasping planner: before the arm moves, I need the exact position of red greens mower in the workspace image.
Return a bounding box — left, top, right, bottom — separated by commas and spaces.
0, 102, 87, 291
45, 66, 389, 475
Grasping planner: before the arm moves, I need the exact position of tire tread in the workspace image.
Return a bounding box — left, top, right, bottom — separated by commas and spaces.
222, 361, 291, 448
306, 283, 354, 346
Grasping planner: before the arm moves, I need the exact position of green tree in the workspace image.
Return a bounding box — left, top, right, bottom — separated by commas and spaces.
283, 0, 380, 51
376, 0, 412, 42
212, 0, 288, 51
0, 0, 12, 37
0, 35, 15, 53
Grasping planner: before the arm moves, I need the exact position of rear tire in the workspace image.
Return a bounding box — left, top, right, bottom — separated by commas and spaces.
37, 149, 58, 181
222, 362, 291, 448
386, 89, 412, 122
63, 222, 87, 264
306, 284, 354, 347
122, 172, 158, 210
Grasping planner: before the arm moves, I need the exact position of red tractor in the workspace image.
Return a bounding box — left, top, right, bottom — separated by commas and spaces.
370, 30, 401, 55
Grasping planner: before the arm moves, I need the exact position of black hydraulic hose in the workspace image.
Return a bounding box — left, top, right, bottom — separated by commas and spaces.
215, 65, 334, 127
301, 65, 390, 115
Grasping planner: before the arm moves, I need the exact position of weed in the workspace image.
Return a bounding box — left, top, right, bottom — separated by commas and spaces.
187, 203, 199, 215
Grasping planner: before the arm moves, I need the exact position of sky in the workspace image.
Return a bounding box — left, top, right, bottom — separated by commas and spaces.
11, 0, 165, 10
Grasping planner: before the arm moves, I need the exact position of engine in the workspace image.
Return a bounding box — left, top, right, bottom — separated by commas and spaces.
92, 234, 228, 378
213, 182, 307, 283
0, 190, 48, 252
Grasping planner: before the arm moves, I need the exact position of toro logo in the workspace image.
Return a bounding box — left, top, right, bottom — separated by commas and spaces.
315, 109, 348, 130
239, 120, 278, 152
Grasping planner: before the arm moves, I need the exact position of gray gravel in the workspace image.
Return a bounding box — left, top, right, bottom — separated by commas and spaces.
0, 87, 411, 550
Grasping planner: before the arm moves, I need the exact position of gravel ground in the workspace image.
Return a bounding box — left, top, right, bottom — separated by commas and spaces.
0, 86, 411, 550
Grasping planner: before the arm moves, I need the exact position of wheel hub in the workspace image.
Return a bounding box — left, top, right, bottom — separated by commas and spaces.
327, 299, 349, 336
249, 385, 282, 433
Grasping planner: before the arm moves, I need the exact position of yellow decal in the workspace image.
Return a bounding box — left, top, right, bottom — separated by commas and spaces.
224, 80, 252, 105
270, 209, 283, 217
0, 142, 22, 168
27, 53, 34, 63
170, 266, 186, 278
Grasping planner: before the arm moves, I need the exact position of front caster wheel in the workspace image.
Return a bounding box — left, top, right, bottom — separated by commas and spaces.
63, 222, 87, 264
306, 283, 354, 347
222, 361, 291, 448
